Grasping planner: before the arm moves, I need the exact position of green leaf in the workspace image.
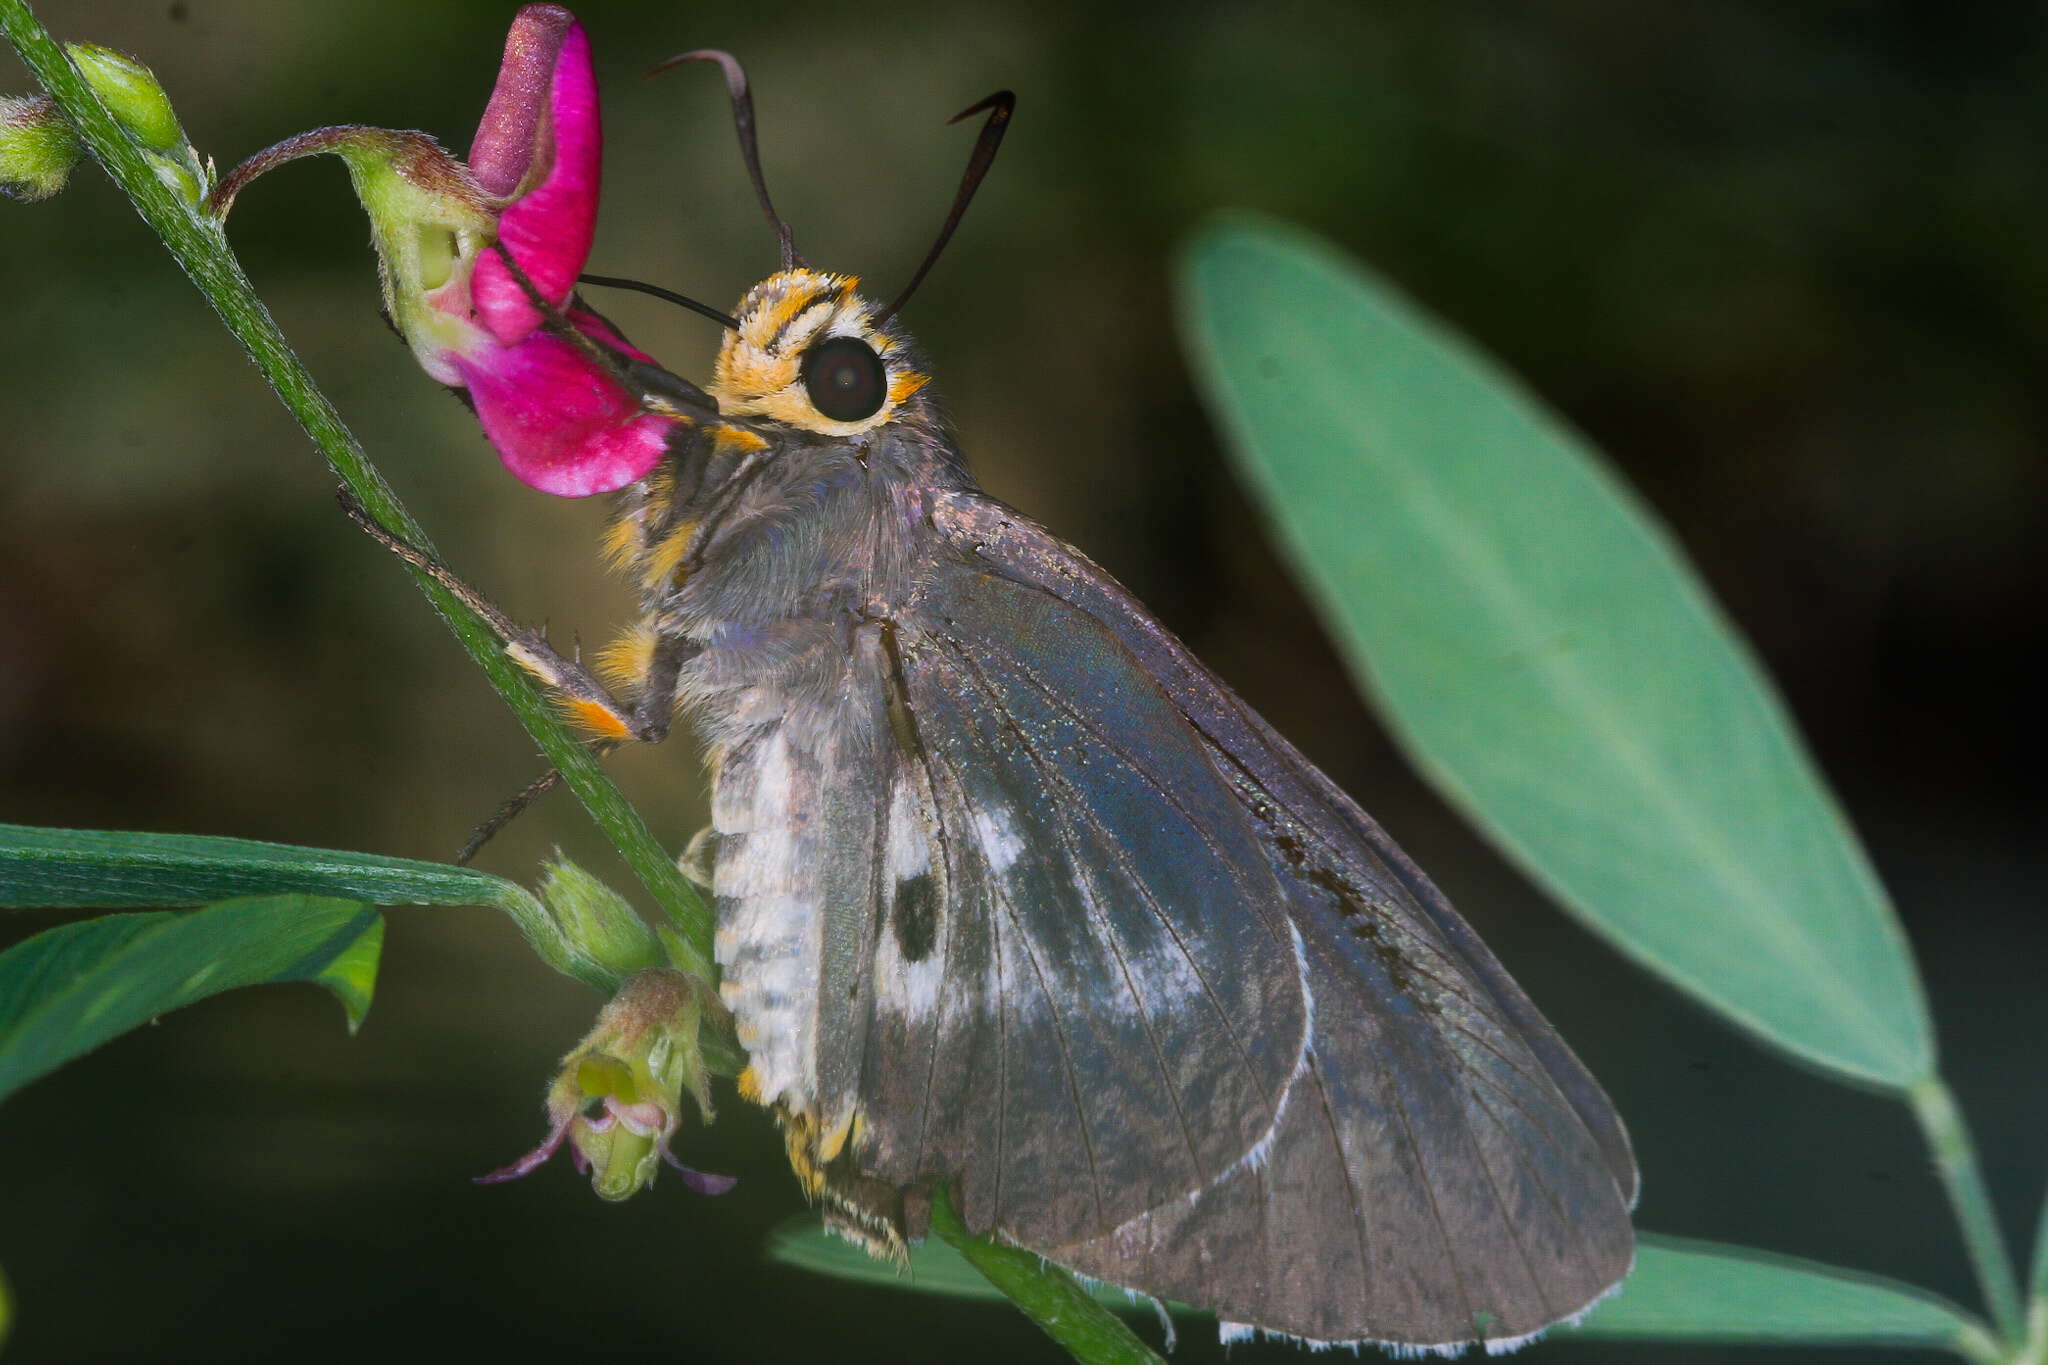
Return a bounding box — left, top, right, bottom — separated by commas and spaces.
1177, 217, 1933, 1088
1566, 1234, 1996, 1356
0, 824, 623, 994
0, 895, 383, 1103
1, 823, 525, 910
776, 1223, 2001, 1358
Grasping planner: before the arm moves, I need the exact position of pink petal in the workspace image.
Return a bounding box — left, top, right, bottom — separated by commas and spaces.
605, 1096, 671, 1138
470, 13, 601, 345
468, 4, 575, 196
456, 311, 677, 497
475, 1109, 572, 1185
660, 1146, 740, 1197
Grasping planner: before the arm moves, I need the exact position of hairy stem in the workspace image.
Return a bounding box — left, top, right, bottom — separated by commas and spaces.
930, 1188, 1168, 1365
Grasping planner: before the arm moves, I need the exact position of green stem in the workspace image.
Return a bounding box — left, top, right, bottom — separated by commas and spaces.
1956, 1320, 2014, 1365
929, 1188, 1167, 1365
0, 0, 718, 989
2023, 1172, 2048, 1364
1910, 1075, 2026, 1348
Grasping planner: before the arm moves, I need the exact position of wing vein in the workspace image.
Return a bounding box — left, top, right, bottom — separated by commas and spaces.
1374, 1028, 1481, 1337
955, 646, 1212, 1191
982, 821, 1111, 1229
960, 636, 1281, 913
943, 639, 1284, 1103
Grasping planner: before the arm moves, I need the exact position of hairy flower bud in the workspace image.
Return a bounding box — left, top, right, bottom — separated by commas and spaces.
0, 94, 76, 201
480, 968, 734, 1202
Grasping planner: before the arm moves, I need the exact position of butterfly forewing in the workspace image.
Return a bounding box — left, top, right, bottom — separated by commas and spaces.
841, 566, 1314, 1245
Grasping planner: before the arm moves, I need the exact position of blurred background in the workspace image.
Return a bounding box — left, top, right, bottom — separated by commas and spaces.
2, 1, 2043, 1361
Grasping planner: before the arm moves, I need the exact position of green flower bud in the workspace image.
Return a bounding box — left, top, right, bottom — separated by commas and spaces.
65, 44, 180, 152
0, 94, 79, 201
539, 856, 663, 978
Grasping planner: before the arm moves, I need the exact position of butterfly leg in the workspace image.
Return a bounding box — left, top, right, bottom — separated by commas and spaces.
336, 490, 687, 744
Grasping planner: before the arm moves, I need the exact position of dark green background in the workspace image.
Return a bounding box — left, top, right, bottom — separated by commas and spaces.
2, 1, 2042, 1361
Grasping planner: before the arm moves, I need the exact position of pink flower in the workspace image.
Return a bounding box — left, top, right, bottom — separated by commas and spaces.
211, 4, 680, 495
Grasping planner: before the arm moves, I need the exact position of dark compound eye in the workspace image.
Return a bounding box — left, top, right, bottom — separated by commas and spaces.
802, 336, 889, 422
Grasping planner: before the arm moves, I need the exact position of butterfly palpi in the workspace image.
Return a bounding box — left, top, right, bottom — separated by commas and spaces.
362, 36, 1637, 1355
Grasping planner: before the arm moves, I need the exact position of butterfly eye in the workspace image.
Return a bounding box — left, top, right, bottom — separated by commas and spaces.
802, 336, 889, 422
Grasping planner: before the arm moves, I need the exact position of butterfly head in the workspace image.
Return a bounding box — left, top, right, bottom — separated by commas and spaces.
708, 268, 930, 437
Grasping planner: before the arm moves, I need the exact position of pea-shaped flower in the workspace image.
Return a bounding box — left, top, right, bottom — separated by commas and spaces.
211, 3, 679, 495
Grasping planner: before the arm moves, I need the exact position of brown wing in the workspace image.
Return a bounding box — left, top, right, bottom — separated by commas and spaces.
893, 490, 1639, 1351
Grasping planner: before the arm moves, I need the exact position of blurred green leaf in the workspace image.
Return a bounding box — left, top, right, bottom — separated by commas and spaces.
1178, 217, 1932, 1089
773, 1222, 1996, 1356
0, 894, 382, 1103
1567, 1235, 1994, 1356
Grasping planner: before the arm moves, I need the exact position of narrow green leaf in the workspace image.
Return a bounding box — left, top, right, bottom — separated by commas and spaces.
0, 895, 383, 1103
0, 823, 525, 910
1566, 1234, 1994, 1356
0, 824, 630, 995
314, 913, 383, 1034
1178, 217, 1932, 1088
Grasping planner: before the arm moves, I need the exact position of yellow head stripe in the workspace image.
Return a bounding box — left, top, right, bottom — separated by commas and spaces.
595, 625, 658, 691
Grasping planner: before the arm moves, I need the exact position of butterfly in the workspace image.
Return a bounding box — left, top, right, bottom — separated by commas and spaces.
380, 47, 1638, 1355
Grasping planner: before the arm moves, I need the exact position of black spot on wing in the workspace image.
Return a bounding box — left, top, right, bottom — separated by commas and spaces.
890, 872, 939, 963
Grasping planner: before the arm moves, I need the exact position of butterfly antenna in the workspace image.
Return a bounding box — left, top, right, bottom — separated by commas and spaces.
650, 49, 804, 271
579, 273, 740, 329
877, 91, 1015, 325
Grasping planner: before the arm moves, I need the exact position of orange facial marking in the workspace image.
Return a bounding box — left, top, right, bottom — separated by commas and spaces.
712, 424, 770, 454
887, 370, 930, 406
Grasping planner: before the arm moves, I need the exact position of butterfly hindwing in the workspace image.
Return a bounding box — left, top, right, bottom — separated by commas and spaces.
892, 491, 1639, 1349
